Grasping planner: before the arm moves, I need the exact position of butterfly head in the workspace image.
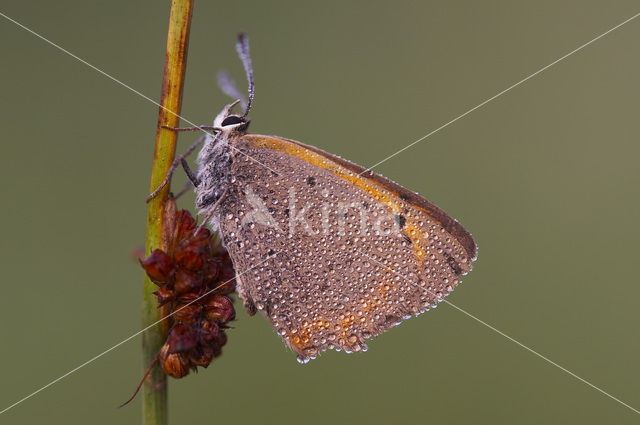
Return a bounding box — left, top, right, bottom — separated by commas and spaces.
213, 99, 250, 134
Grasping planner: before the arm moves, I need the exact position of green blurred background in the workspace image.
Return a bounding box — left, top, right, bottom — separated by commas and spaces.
1, 1, 639, 424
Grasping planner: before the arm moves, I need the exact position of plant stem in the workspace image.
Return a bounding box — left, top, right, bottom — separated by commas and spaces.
143, 1, 194, 424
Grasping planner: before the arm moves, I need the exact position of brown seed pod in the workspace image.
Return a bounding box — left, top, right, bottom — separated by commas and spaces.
159, 345, 189, 379
140, 249, 174, 284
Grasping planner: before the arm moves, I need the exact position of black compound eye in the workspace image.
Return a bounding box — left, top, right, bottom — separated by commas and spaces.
221, 115, 245, 126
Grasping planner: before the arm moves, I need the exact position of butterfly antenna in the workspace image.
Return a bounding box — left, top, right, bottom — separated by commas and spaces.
118, 352, 159, 408
217, 70, 247, 111
235, 33, 254, 117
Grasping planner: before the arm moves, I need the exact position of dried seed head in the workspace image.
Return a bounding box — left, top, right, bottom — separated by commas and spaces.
140, 206, 237, 378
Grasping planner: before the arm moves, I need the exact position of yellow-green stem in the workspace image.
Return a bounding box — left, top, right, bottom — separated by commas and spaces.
143, 1, 193, 424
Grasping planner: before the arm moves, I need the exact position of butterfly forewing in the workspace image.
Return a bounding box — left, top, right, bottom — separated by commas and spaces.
215, 134, 476, 363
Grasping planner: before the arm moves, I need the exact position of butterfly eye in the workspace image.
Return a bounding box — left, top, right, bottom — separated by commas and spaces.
221, 115, 246, 127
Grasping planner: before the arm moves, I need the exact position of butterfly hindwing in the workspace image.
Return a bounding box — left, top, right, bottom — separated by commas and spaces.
215, 134, 476, 362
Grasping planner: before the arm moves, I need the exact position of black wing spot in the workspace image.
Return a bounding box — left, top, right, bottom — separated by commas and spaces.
264, 299, 273, 316
305, 176, 316, 187
444, 252, 463, 275
395, 214, 406, 228
244, 296, 257, 316
384, 315, 400, 327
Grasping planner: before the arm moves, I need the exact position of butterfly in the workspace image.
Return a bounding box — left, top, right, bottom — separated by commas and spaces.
150, 34, 477, 363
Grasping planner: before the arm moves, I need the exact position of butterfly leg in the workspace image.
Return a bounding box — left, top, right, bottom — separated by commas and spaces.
180, 158, 200, 187
146, 134, 206, 202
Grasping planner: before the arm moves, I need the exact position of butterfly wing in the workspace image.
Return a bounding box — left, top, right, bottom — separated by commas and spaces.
215, 133, 477, 363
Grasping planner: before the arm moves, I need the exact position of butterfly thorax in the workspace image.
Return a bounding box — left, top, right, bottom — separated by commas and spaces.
195, 134, 232, 211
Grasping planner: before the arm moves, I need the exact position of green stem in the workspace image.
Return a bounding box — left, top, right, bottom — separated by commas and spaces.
142, 1, 194, 424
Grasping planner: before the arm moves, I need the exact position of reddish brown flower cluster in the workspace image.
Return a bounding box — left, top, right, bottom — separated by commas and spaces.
140, 208, 235, 378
